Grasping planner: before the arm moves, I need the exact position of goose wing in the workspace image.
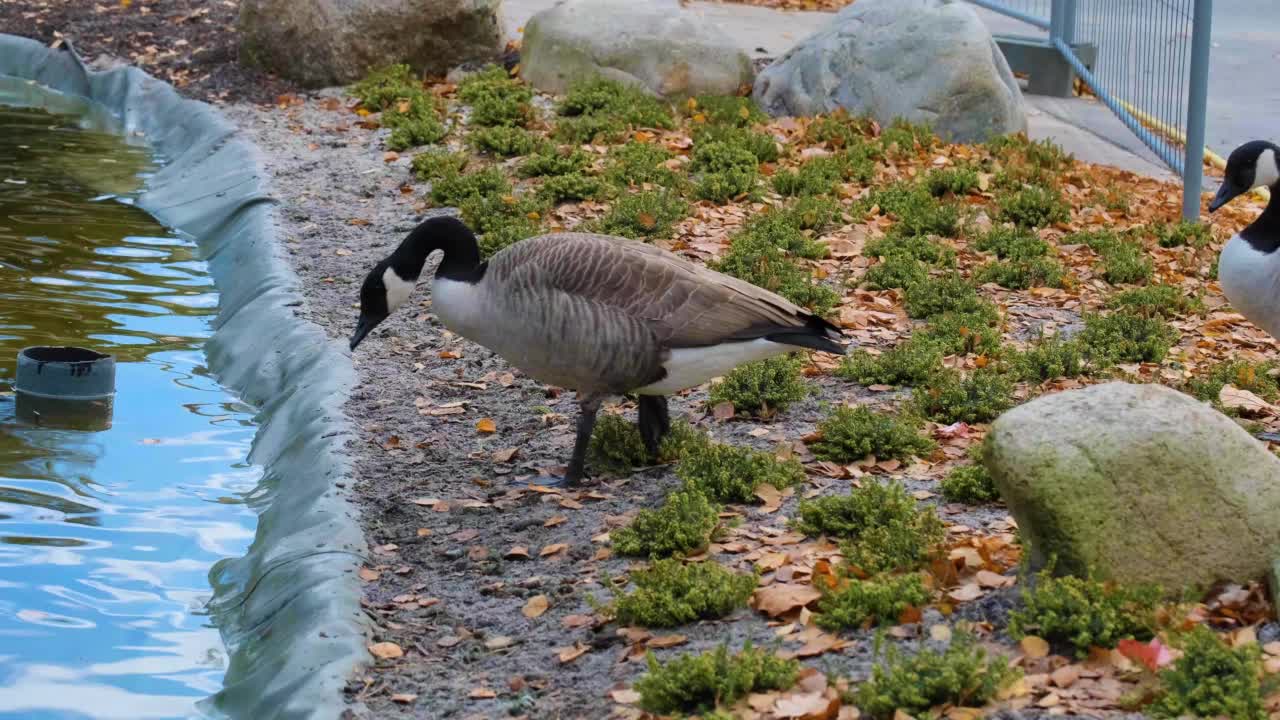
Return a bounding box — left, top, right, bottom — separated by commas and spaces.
490, 232, 838, 349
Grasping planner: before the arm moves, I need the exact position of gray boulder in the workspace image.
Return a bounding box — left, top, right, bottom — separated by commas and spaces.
238, 0, 504, 88
986, 382, 1280, 594
521, 0, 754, 98
753, 0, 1025, 142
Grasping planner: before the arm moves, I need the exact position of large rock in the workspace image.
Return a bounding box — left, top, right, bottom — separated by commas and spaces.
238, 0, 504, 88
753, 0, 1025, 142
521, 0, 754, 98
986, 382, 1280, 594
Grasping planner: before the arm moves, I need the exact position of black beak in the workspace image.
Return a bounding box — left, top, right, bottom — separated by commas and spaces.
349, 315, 378, 351
1209, 182, 1241, 213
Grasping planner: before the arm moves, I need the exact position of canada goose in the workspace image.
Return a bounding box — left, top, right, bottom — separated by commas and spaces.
349, 216, 845, 485
1209, 140, 1280, 338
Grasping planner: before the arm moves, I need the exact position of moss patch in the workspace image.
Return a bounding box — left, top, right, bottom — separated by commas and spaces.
707, 355, 808, 417
941, 463, 999, 504
975, 256, 1066, 290
411, 150, 468, 181
913, 369, 1015, 424
690, 140, 760, 203
863, 255, 929, 290
604, 141, 679, 188
854, 633, 1022, 719
997, 184, 1070, 229
793, 481, 944, 573
592, 190, 689, 241
865, 231, 956, 266
902, 273, 992, 320
974, 225, 1051, 260
1186, 359, 1280, 404
518, 147, 590, 178
676, 441, 806, 504
810, 405, 935, 463
635, 642, 798, 716
557, 77, 674, 130
915, 310, 1003, 357
1153, 220, 1213, 249
1008, 570, 1161, 657
613, 488, 720, 559
537, 172, 605, 203
1108, 285, 1202, 318
1150, 625, 1266, 720
837, 337, 943, 388
469, 125, 543, 157
429, 166, 509, 206
1012, 334, 1087, 382
924, 166, 979, 197
611, 558, 756, 628
457, 65, 533, 128
587, 414, 649, 475
1077, 311, 1177, 366
714, 232, 840, 315
815, 572, 929, 630
869, 183, 962, 238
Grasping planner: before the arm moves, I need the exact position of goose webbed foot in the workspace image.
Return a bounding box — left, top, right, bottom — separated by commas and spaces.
637, 395, 671, 462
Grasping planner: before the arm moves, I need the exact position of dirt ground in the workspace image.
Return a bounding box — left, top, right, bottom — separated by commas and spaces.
12, 2, 1280, 718
223, 95, 1030, 719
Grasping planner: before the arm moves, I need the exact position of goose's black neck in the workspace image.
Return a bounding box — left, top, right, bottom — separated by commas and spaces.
390, 216, 487, 283
1240, 187, 1280, 254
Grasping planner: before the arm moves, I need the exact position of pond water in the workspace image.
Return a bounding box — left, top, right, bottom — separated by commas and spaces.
0, 97, 259, 718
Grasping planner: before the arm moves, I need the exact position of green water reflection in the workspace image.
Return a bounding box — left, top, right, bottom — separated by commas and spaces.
0, 98, 258, 719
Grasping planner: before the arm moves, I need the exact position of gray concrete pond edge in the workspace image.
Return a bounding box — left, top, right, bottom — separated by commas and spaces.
0, 34, 369, 720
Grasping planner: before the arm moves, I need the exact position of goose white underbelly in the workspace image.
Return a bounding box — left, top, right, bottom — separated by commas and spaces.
1219, 234, 1280, 338
635, 338, 795, 395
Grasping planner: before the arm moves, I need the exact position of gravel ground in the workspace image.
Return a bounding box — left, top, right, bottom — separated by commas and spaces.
225, 95, 1028, 719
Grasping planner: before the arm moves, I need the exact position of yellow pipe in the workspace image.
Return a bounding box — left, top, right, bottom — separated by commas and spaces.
1113, 97, 1270, 203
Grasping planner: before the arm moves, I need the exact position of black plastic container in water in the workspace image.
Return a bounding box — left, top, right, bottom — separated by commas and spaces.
14, 346, 116, 430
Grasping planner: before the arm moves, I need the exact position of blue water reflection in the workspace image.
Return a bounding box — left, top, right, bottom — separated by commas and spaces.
0, 102, 258, 718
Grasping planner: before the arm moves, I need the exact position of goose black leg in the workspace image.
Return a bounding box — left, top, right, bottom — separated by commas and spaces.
637, 395, 670, 461
562, 393, 603, 487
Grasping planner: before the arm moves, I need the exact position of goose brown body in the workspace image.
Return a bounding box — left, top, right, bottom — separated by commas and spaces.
350, 216, 844, 485
433, 232, 838, 395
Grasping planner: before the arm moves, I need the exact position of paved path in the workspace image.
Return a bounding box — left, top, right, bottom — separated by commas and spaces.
502, 0, 1272, 181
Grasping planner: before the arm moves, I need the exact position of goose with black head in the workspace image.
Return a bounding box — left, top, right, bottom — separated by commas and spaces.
1209, 140, 1280, 339
350, 216, 846, 486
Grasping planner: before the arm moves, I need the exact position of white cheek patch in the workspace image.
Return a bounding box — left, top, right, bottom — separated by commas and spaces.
1256, 148, 1280, 189
382, 266, 416, 312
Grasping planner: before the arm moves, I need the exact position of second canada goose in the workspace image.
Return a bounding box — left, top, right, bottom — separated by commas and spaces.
1209, 140, 1280, 338
349, 216, 845, 486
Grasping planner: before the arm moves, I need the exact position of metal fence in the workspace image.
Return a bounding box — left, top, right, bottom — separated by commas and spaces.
970, 0, 1213, 219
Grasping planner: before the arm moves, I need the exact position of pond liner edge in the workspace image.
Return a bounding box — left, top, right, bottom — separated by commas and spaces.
0, 34, 371, 720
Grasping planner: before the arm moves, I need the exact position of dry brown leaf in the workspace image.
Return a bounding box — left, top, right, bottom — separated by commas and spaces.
390, 693, 417, 704
492, 447, 519, 463
522, 594, 549, 619
358, 567, 380, 582
476, 418, 497, 433
947, 583, 983, 602
540, 543, 568, 557
485, 635, 515, 650
610, 689, 641, 705
1049, 664, 1080, 688
774, 691, 839, 719
469, 687, 496, 699
557, 642, 590, 663
753, 583, 822, 617
1020, 635, 1050, 659
647, 634, 688, 648
1219, 385, 1277, 416
505, 545, 530, 560
369, 641, 404, 660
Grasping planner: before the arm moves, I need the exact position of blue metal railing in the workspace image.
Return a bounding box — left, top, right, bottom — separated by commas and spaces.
971, 0, 1214, 219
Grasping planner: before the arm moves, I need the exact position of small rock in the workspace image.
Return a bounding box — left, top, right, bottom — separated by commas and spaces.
987, 382, 1280, 592
521, 0, 753, 98
753, 0, 1025, 142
